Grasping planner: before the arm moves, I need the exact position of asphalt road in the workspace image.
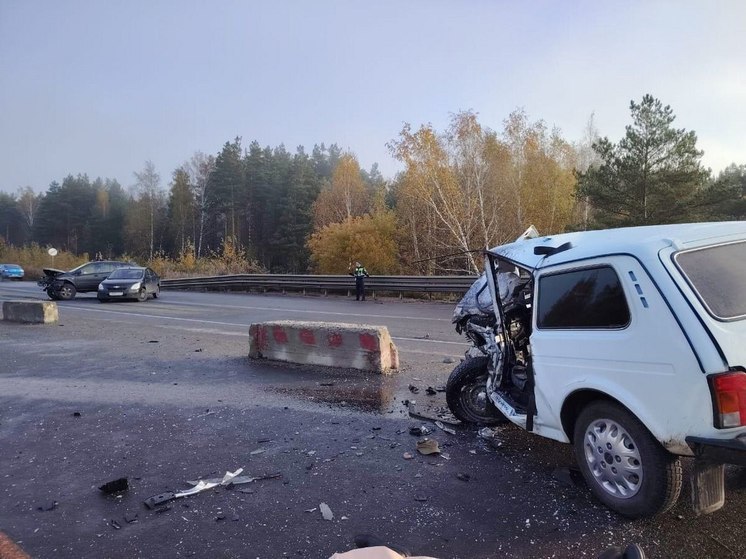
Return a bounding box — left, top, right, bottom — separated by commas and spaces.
1, 282, 745, 559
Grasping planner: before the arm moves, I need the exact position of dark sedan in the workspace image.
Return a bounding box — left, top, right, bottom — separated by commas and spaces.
97, 267, 160, 302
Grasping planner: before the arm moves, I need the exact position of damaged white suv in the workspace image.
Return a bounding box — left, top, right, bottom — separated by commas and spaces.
446, 222, 746, 518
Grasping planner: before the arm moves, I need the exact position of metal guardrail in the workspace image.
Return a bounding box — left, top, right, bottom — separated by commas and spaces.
160, 274, 477, 296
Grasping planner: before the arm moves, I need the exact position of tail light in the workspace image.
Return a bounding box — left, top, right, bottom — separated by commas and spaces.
710, 372, 746, 428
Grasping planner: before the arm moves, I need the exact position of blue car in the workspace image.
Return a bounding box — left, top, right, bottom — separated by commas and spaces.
0, 264, 24, 280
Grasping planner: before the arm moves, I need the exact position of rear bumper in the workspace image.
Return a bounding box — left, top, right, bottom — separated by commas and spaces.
686, 435, 746, 466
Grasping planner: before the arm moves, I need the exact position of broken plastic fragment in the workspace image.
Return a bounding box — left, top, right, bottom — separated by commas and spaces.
409, 425, 430, 436
99, 478, 129, 495
174, 480, 219, 499
320, 502, 334, 521
220, 468, 244, 485
478, 427, 498, 440
403, 452, 414, 460
250, 449, 266, 455
435, 421, 456, 435
416, 438, 440, 455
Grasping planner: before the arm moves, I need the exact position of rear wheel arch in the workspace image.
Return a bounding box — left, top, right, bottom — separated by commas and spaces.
561, 390, 627, 443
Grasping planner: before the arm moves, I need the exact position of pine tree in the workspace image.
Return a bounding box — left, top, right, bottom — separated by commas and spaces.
577, 95, 709, 227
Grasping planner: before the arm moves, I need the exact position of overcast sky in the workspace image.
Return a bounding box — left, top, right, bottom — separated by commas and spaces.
1, 0, 744, 194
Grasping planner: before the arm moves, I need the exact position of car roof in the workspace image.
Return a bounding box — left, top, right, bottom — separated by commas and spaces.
488, 222, 746, 270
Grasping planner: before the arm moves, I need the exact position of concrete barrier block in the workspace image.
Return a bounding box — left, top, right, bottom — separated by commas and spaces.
2, 301, 59, 324
249, 320, 399, 374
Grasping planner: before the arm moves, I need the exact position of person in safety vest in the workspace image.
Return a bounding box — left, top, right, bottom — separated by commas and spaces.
349, 261, 370, 301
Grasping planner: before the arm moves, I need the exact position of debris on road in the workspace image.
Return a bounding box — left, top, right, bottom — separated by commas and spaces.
250, 448, 266, 455
456, 473, 471, 482
402, 452, 414, 460
408, 402, 459, 426
109, 519, 122, 530
186, 470, 282, 487
124, 513, 139, 524
145, 468, 252, 509
99, 478, 129, 495
416, 438, 441, 455
478, 427, 500, 441
414, 496, 428, 502
72, 412, 81, 417
443, 356, 456, 364
435, 421, 456, 435
425, 387, 437, 396
320, 502, 334, 521
408, 384, 420, 394
409, 425, 430, 436
36, 501, 58, 512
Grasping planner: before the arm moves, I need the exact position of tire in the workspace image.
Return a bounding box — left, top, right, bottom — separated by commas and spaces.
97, 296, 109, 303
57, 283, 76, 301
47, 289, 60, 301
136, 288, 148, 302
153, 284, 160, 299
573, 401, 682, 519
446, 356, 507, 425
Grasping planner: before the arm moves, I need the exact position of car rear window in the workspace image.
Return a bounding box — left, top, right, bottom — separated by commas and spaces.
675, 241, 746, 320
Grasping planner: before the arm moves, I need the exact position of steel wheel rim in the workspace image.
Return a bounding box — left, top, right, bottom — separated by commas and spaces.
460, 375, 490, 418
582, 418, 643, 499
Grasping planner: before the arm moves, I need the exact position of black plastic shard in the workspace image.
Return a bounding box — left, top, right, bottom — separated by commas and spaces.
99, 478, 129, 494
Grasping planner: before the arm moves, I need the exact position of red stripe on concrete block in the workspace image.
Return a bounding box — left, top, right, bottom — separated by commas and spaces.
299, 329, 316, 345
272, 325, 288, 344
248, 320, 399, 374
359, 332, 377, 351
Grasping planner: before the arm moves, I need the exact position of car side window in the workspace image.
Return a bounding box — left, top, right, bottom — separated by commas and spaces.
537, 266, 630, 329
80, 264, 97, 275
99, 263, 115, 274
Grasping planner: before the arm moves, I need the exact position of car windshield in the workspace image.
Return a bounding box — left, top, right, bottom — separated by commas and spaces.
108, 269, 144, 280
5, 264, 22, 269
675, 241, 746, 320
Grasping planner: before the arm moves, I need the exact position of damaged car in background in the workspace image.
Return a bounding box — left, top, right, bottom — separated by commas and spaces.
447, 222, 746, 519
38, 260, 135, 300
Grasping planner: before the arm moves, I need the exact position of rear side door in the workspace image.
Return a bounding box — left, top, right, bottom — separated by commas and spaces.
528, 256, 707, 450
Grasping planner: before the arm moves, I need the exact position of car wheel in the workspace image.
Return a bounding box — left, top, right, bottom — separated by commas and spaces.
97, 296, 108, 303
446, 356, 507, 425
136, 288, 148, 302
153, 284, 160, 299
573, 401, 682, 518
46, 289, 60, 301
57, 283, 76, 301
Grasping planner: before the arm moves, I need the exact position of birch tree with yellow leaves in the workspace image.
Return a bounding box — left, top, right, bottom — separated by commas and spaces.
390, 110, 577, 274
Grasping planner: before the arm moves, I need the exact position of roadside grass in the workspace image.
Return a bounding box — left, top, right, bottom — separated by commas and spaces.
0, 238, 265, 280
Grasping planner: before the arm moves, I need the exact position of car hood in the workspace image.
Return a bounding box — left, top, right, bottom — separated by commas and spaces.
42, 268, 67, 278
101, 278, 141, 286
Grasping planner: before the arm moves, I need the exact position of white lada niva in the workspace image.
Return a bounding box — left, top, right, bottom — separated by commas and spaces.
446, 222, 746, 518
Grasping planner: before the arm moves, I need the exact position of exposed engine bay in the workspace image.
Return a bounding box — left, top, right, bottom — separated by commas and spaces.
452, 261, 534, 413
